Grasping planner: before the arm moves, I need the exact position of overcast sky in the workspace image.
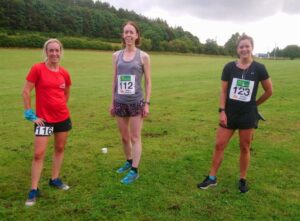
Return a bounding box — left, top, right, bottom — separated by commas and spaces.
104, 0, 300, 53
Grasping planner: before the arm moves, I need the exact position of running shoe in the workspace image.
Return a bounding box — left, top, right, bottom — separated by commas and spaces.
25, 189, 40, 206
120, 170, 139, 184
49, 178, 70, 190
239, 178, 249, 193
197, 176, 217, 189
116, 161, 131, 173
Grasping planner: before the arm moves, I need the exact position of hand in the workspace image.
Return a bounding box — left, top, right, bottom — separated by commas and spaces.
109, 104, 115, 117
24, 108, 45, 125
219, 112, 227, 127
142, 104, 150, 118
33, 118, 45, 126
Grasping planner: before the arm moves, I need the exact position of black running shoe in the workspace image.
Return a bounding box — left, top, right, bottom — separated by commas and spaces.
197, 176, 217, 189
239, 178, 249, 193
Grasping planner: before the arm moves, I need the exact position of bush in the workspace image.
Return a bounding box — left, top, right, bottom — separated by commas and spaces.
0, 32, 119, 51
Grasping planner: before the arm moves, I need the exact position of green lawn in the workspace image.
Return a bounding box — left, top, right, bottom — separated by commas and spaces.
0, 48, 299, 221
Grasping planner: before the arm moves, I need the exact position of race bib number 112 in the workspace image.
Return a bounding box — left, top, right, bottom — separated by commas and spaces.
118, 75, 135, 95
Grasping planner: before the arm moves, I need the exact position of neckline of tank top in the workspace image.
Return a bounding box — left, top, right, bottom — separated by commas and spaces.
121, 48, 139, 63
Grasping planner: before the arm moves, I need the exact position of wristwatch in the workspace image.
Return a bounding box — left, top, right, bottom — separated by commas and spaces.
218, 108, 225, 113
144, 101, 150, 105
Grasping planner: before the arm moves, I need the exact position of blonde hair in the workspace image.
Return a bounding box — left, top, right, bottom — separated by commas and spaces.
42, 38, 64, 61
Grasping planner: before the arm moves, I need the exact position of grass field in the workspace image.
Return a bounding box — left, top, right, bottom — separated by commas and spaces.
0, 48, 299, 221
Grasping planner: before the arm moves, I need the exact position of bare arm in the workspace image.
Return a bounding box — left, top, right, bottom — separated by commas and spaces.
256, 78, 273, 106
111, 52, 118, 103
141, 51, 151, 117
109, 52, 119, 116
22, 81, 35, 110
219, 81, 228, 109
142, 52, 151, 103
22, 81, 44, 125
219, 80, 228, 127
64, 86, 70, 103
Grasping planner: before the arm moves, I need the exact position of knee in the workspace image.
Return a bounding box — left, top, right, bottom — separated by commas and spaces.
121, 135, 131, 145
239, 141, 251, 153
33, 151, 45, 161
131, 133, 141, 144
215, 141, 226, 152
55, 144, 65, 153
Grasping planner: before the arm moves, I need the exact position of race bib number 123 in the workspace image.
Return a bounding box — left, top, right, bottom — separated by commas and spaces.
229, 78, 254, 102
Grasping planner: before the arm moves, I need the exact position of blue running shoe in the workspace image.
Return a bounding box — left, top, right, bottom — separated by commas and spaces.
25, 189, 40, 206
121, 170, 139, 184
49, 178, 70, 190
116, 161, 131, 173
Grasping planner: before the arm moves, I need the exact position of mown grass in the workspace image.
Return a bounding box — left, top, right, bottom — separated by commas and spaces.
0, 48, 299, 221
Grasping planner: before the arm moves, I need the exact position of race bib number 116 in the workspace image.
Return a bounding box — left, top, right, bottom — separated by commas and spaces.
35, 126, 54, 136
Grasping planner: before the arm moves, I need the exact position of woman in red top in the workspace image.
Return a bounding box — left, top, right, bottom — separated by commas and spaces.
22, 39, 72, 206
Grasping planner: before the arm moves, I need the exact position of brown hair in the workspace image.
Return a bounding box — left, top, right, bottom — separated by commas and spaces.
121, 21, 141, 46
236, 34, 254, 49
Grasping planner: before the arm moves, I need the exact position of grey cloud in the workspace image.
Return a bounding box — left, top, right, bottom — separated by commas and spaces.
282, 0, 300, 14
107, 0, 300, 22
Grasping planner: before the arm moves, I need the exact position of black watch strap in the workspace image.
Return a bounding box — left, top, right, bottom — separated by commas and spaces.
218, 108, 225, 113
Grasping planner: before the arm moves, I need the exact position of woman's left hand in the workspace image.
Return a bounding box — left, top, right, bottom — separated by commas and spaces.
142, 104, 150, 118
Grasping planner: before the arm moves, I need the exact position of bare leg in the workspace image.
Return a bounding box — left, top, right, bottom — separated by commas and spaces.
116, 117, 132, 160
31, 136, 49, 189
51, 132, 68, 179
209, 127, 235, 176
129, 116, 143, 168
239, 129, 253, 179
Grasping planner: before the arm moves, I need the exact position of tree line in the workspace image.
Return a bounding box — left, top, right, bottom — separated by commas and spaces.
0, 0, 299, 58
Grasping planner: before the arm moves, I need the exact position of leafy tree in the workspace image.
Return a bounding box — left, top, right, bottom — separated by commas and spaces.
159, 40, 169, 51
140, 37, 152, 51
282, 45, 300, 60
1, 0, 26, 29
0, 0, 206, 53
269, 47, 282, 58
203, 39, 219, 55
168, 39, 190, 53
4, 0, 287, 55
224, 32, 240, 56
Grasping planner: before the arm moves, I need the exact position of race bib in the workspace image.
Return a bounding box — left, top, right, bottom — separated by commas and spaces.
118, 75, 135, 95
229, 78, 254, 102
35, 126, 54, 136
